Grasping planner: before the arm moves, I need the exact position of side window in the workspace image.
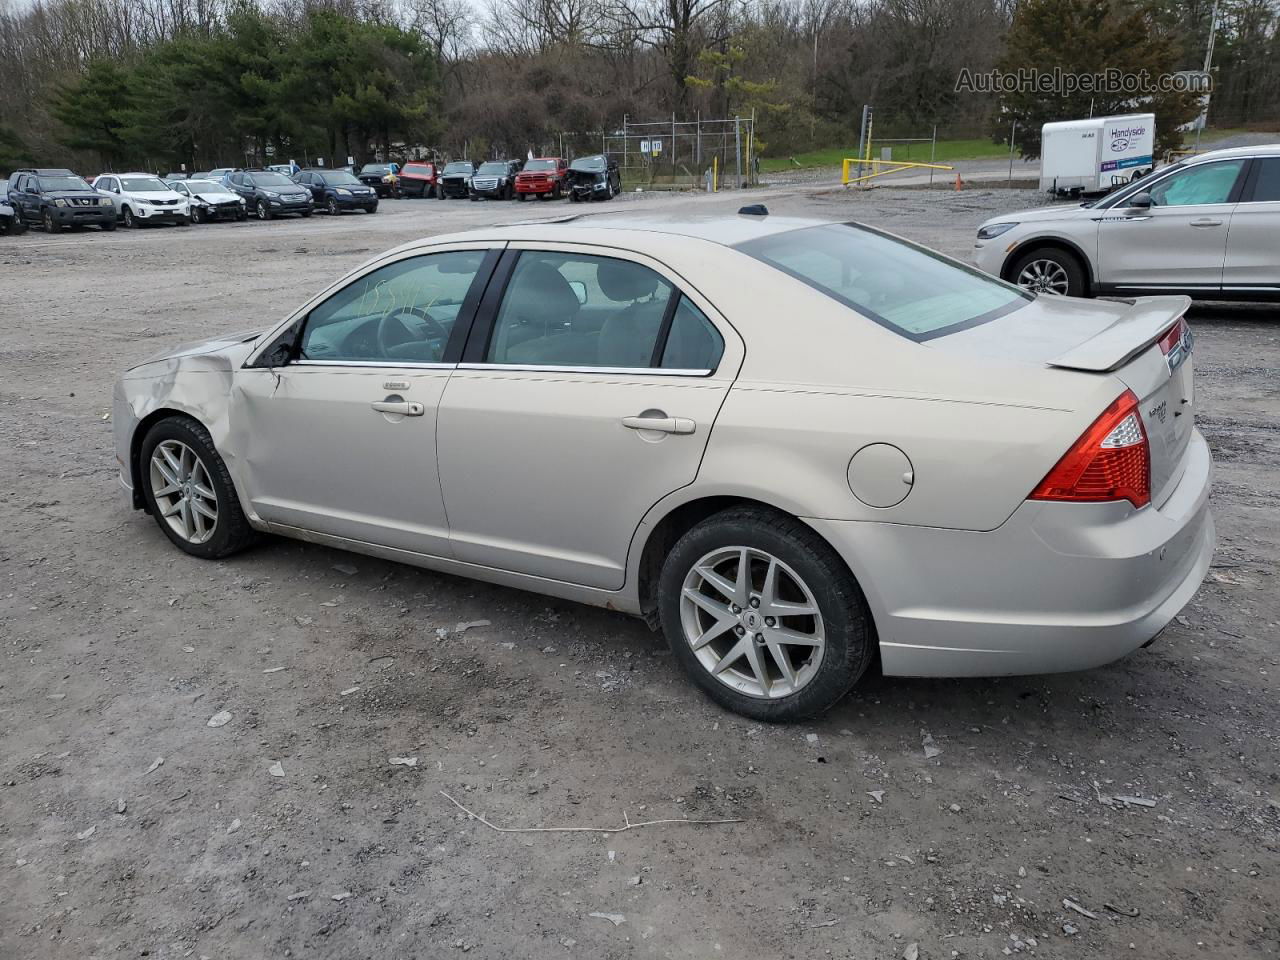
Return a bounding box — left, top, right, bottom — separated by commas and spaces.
485, 252, 674, 368
299, 250, 488, 364
661, 298, 724, 371
242, 175, 254, 187
1246, 158, 1280, 202
1149, 160, 1245, 206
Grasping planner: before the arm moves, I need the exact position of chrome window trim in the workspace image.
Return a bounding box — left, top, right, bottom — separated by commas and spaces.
290, 359, 456, 369
456, 362, 713, 377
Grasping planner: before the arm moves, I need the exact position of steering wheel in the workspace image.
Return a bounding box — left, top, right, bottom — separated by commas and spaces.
376, 306, 449, 355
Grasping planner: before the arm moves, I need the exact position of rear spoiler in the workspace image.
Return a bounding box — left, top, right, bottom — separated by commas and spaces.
1048, 295, 1191, 373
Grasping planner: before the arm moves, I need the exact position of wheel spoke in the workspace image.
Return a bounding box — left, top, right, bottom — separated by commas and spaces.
683, 586, 733, 622
690, 616, 735, 652
765, 640, 797, 686
178, 499, 193, 539
765, 624, 823, 648
153, 481, 181, 498
160, 498, 184, 518
160, 445, 182, 478
743, 641, 771, 695
712, 636, 750, 675
760, 557, 779, 609
767, 599, 817, 618
192, 483, 216, 501
732, 548, 752, 606
191, 498, 217, 521
694, 565, 739, 605
153, 457, 179, 488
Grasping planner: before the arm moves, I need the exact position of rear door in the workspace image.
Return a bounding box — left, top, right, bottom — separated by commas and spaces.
436, 244, 743, 589
1222, 156, 1280, 293
1095, 158, 1248, 291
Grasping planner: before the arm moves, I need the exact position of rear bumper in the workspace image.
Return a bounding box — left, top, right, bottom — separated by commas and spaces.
807, 429, 1215, 677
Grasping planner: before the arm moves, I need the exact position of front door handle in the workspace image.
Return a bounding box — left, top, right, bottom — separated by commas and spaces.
1190, 218, 1223, 227
371, 399, 425, 417
622, 415, 695, 435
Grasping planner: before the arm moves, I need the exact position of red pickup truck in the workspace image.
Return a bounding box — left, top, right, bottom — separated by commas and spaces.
515, 157, 568, 200
399, 162, 441, 198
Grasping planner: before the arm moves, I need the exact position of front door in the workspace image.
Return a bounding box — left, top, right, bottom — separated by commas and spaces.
436, 245, 742, 589
1095, 158, 1248, 290
1223, 157, 1280, 291
231, 247, 495, 556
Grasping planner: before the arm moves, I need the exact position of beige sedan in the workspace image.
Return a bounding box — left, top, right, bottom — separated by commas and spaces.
114, 214, 1214, 720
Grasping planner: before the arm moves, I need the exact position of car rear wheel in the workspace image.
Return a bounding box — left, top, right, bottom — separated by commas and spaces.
139, 416, 255, 560
1010, 247, 1086, 297
658, 507, 875, 721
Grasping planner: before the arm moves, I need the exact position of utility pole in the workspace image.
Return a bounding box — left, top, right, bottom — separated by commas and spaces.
1008, 118, 1017, 184
1196, 0, 1221, 153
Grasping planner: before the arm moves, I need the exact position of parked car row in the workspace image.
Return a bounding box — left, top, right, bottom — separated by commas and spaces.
361, 155, 622, 202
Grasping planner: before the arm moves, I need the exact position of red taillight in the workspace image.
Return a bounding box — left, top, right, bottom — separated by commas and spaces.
1030, 389, 1151, 508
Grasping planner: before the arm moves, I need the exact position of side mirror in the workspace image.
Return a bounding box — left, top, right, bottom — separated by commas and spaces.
1128, 192, 1153, 209
568, 280, 588, 306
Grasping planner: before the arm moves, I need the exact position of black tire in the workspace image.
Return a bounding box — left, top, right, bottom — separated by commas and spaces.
301, 208, 313, 218
178, 215, 191, 226
44, 209, 61, 232
138, 415, 256, 560
191, 207, 204, 224
434, 183, 443, 199
365, 204, 378, 214
237, 209, 248, 221
123, 206, 140, 228
99, 220, 115, 232
326, 197, 340, 216
658, 507, 875, 721
1008, 246, 1087, 298
256, 199, 271, 220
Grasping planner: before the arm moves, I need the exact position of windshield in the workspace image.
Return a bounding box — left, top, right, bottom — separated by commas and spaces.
187, 180, 228, 192
361, 164, 392, 175
737, 223, 1029, 341
121, 176, 170, 192
523, 159, 556, 172
254, 172, 296, 187
39, 175, 93, 191
477, 162, 508, 175
571, 156, 606, 172
443, 162, 473, 175
320, 172, 361, 185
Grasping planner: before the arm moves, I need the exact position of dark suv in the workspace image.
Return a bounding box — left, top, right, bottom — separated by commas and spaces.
294, 169, 379, 214
438, 161, 477, 199
224, 170, 314, 220
8, 168, 116, 231
469, 160, 522, 200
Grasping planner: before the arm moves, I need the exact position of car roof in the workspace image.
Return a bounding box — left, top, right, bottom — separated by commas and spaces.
389, 213, 826, 259
23, 168, 76, 176
1187, 143, 1280, 163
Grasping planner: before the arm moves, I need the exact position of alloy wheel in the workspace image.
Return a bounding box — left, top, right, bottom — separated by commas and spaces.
1016, 258, 1070, 295
679, 546, 826, 699
327, 198, 339, 215
149, 439, 218, 545
257, 200, 269, 220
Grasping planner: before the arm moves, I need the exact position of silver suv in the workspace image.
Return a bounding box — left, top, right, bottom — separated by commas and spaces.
974, 145, 1280, 300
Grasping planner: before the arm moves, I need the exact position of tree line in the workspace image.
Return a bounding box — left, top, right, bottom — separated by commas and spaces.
0, 0, 1276, 173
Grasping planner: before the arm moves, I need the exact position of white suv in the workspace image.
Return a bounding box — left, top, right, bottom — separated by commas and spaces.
93, 173, 191, 228
974, 145, 1280, 300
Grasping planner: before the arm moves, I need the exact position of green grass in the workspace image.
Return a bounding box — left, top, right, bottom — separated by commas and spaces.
758, 138, 1009, 173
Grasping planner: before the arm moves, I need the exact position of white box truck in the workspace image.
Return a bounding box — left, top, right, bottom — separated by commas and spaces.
1039, 114, 1155, 195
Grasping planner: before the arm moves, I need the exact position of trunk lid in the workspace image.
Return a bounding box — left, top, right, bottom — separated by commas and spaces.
935, 293, 1194, 507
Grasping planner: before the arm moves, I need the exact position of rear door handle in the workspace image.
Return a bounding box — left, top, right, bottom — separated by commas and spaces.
371, 400, 425, 417
622, 415, 695, 435
1190, 218, 1223, 227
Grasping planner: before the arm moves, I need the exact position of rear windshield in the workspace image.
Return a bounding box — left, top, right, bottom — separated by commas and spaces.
523, 159, 556, 171
737, 223, 1029, 341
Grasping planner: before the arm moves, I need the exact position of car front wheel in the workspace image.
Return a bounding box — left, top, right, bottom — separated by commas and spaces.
1010, 247, 1086, 297
123, 207, 139, 228
44, 210, 61, 232
139, 416, 255, 559
256, 199, 271, 220
658, 507, 875, 721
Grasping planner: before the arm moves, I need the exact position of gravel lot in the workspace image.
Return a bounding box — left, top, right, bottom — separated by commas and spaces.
2, 183, 1277, 960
